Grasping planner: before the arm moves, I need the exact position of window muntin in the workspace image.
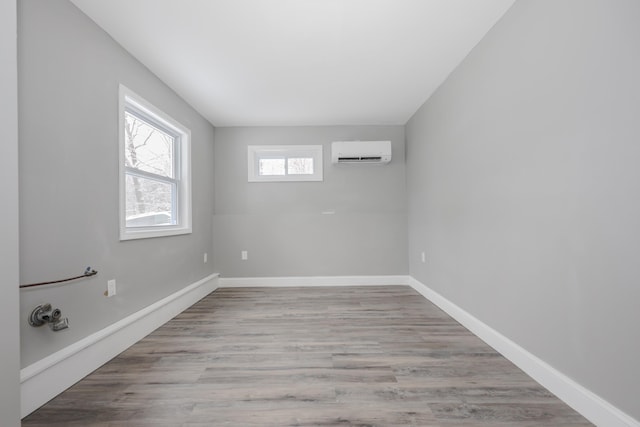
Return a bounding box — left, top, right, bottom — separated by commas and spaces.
248, 145, 323, 182
119, 85, 191, 240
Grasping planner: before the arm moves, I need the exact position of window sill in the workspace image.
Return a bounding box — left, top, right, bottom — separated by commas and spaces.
120, 226, 192, 241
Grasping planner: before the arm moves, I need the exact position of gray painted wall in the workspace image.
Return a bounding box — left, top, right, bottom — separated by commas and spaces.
214, 126, 407, 277
406, 0, 640, 420
1, 0, 21, 424
18, 0, 215, 367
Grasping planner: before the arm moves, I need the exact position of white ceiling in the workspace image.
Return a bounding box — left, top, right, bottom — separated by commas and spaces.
70, 0, 515, 127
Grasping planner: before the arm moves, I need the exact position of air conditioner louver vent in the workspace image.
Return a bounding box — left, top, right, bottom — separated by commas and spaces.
331, 141, 391, 164
338, 156, 383, 163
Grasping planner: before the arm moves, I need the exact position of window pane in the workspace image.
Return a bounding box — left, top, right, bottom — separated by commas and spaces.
287, 157, 314, 175
259, 158, 285, 176
125, 174, 175, 227
124, 112, 175, 178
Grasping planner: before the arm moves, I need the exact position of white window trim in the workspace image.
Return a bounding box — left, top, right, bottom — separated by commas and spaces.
118, 84, 192, 240
247, 145, 323, 182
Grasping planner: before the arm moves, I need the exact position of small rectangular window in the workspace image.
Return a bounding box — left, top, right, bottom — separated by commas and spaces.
248, 145, 323, 182
119, 85, 192, 240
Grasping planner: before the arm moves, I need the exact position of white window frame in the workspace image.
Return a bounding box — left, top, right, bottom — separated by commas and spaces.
119, 84, 192, 240
247, 145, 323, 182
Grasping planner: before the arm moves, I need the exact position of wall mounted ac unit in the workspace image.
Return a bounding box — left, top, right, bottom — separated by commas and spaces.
331, 140, 392, 164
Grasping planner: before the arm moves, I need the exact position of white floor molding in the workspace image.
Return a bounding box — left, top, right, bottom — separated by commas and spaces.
408, 277, 639, 427
20, 273, 219, 418
218, 275, 410, 288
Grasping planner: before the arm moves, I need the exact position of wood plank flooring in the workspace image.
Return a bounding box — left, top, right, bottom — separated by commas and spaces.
22, 286, 593, 426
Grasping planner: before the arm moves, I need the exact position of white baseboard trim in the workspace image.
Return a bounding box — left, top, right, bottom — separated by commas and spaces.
20, 273, 219, 418
408, 277, 639, 427
218, 275, 410, 288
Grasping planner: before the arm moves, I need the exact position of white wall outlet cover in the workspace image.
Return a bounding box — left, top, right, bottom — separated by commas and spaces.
204, 252, 208, 263
106, 280, 116, 297
241, 250, 248, 260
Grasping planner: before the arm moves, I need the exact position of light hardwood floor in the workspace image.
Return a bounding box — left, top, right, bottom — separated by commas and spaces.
22, 286, 593, 426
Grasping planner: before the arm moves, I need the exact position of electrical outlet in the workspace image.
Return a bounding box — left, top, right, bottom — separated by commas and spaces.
421, 252, 426, 263
204, 252, 208, 263
107, 279, 116, 297
241, 250, 248, 261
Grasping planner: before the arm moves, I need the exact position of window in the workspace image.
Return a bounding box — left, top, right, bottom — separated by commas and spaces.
248, 145, 323, 182
119, 85, 191, 240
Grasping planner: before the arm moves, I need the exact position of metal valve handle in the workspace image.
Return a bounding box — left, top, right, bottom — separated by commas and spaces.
28, 303, 69, 331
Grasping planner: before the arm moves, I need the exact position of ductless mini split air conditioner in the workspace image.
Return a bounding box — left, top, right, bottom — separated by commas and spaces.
331, 140, 392, 164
